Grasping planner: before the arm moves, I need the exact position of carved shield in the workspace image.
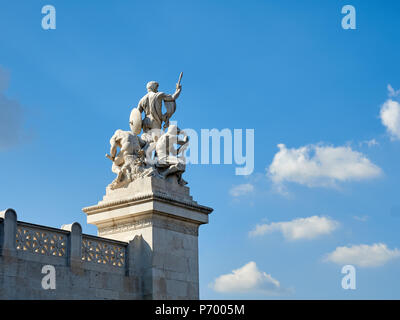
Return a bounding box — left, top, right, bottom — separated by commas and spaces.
129, 108, 142, 134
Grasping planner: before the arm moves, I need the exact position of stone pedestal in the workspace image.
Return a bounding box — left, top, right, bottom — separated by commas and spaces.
82, 176, 213, 300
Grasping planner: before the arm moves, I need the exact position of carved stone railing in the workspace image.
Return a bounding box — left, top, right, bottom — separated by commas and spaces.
81, 234, 126, 268
0, 209, 132, 273
16, 222, 68, 257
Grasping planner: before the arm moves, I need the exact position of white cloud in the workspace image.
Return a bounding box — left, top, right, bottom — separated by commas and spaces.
380, 99, 400, 140
268, 144, 382, 189
249, 216, 338, 240
229, 183, 254, 197
360, 139, 378, 148
353, 215, 368, 222
388, 84, 400, 97
324, 243, 400, 268
210, 261, 290, 295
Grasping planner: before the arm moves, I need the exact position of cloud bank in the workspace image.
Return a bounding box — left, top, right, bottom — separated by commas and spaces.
324, 243, 400, 267
249, 215, 338, 240
268, 143, 382, 189
379, 84, 400, 140
388, 84, 400, 98
229, 183, 254, 197
210, 261, 290, 296
380, 99, 400, 141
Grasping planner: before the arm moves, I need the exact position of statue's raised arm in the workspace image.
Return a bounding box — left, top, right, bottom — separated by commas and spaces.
129, 73, 183, 140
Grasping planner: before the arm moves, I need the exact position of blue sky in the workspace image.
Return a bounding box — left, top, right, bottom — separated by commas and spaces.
1, 0, 400, 299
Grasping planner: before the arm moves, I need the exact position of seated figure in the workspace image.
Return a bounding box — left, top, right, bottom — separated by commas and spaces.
154, 125, 189, 185
106, 129, 153, 189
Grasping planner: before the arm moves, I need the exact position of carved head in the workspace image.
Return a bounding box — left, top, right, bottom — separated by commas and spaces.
146, 81, 159, 93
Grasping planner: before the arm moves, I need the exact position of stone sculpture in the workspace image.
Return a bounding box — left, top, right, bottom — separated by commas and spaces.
154, 124, 189, 185
106, 129, 155, 190
106, 73, 189, 190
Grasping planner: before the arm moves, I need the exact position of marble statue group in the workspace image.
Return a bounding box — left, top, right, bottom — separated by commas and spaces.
106, 73, 189, 190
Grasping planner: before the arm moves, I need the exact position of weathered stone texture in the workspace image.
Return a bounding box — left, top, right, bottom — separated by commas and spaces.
0, 209, 141, 300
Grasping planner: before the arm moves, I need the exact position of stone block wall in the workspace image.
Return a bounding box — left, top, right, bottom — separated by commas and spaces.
0, 209, 143, 300
150, 219, 200, 299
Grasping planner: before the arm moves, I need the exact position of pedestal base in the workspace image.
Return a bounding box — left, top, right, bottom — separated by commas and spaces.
82, 176, 213, 299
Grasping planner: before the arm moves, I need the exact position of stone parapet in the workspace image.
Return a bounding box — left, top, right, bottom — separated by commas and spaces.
0, 209, 142, 299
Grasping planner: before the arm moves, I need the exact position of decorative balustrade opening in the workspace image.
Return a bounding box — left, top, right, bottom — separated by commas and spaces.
81, 235, 126, 268
16, 222, 68, 257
